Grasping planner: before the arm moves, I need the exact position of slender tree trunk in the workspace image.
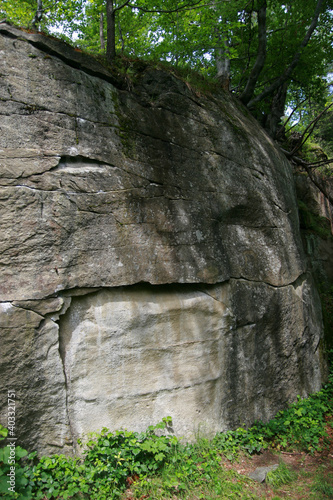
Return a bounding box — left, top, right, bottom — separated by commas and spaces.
213, 0, 230, 90
106, 0, 116, 63
100, 12, 105, 51
174, 13, 180, 66
240, 0, 267, 105
216, 38, 230, 90
32, 0, 43, 30
119, 22, 125, 53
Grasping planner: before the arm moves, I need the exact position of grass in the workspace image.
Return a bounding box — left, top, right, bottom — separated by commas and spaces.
265, 460, 297, 488
312, 470, 333, 498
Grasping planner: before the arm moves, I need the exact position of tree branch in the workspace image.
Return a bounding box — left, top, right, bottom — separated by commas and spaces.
114, 0, 131, 13
282, 148, 333, 206
276, 97, 308, 138
247, 0, 324, 108
290, 103, 333, 156
306, 158, 333, 168
128, 0, 214, 14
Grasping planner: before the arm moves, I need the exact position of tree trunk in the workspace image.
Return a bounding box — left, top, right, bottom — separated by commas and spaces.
240, 0, 267, 105
106, 0, 116, 63
100, 12, 105, 51
213, 0, 230, 91
32, 0, 43, 30
263, 81, 288, 138
216, 41, 230, 90
247, 0, 324, 109
119, 21, 125, 53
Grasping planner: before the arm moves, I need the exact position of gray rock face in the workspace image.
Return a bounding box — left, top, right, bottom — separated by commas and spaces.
248, 464, 279, 483
295, 174, 333, 284
0, 24, 326, 455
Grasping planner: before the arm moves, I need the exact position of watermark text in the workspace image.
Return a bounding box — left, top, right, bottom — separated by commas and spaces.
6, 390, 16, 493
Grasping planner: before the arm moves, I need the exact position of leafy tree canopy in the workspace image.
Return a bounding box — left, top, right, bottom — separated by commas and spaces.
0, 0, 332, 141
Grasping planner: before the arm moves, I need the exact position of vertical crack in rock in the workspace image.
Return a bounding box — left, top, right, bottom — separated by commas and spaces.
58, 332, 75, 454
55, 297, 75, 454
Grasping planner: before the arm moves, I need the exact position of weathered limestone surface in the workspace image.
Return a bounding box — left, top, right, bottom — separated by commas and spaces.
0, 24, 326, 455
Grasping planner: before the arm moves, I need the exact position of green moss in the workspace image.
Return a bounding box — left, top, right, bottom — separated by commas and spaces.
298, 200, 332, 240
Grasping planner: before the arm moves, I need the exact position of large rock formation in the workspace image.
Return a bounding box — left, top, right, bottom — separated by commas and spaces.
0, 23, 326, 455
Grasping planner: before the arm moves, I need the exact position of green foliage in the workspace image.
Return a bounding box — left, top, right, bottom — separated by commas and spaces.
313, 108, 333, 158
21, 454, 88, 500
0, 424, 35, 499
129, 437, 255, 499
0, 0, 37, 27
0, 418, 178, 499
0, 0, 84, 35
214, 371, 333, 458
79, 416, 177, 496
213, 425, 266, 459
2, 0, 332, 127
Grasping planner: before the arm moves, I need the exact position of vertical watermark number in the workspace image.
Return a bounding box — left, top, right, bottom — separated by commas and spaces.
7, 390, 16, 493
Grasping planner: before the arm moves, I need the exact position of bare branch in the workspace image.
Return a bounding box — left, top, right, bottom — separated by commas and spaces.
276, 97, 308, 138
128, 0, 217, 14
290, 103, 333, 156
280, 100, 333, 205
114, 0, 131, 13
306, 158, 333, 168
